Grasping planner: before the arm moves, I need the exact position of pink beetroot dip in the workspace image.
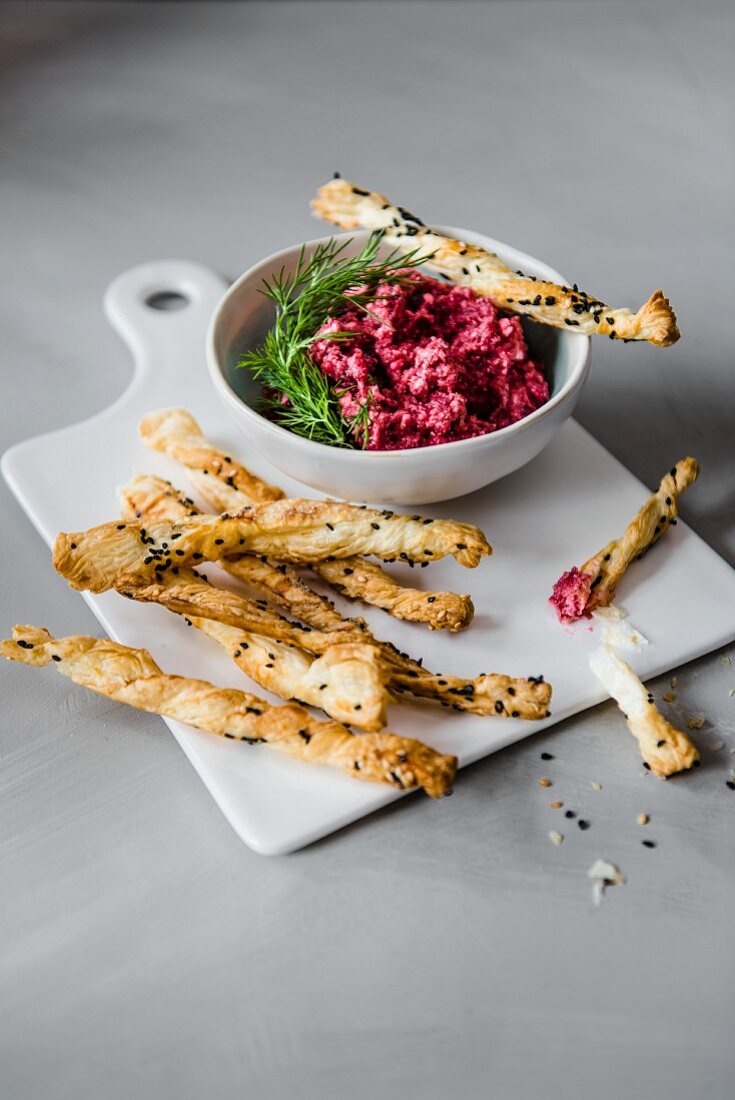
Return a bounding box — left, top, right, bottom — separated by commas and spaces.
549, 567, 593, 623
310, 273, 549, 450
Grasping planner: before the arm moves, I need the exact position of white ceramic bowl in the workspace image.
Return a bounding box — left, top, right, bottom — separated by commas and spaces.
207, 227, 591, 504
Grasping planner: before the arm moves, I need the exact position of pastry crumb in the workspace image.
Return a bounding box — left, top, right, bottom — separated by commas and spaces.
549, 830, 563, 845
550, 800, 563, 809
662, 691, 677, 702
707, 739, 725, 751
670, 676, 678, 688
722, 656, 731, 666
539, 777, 552, 787
590, 781, 602, 791
637, 813, 649, 825
687, 716, 706, 729
588, 859, 626, 905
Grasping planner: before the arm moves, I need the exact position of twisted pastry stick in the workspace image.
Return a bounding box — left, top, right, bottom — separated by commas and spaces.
311, 178, 680, 347
139, 407, 283, 502
550, 458, 699, 623
139, 408, 474, 631
2, 627, 456, 798
121, 474, 550, 718
120, 480, 388, 728
192, 616, 388, 732
116, 560, 551, 720
120, 475, 357, 632
54, 500, 490, 594
589, 645, 699, 777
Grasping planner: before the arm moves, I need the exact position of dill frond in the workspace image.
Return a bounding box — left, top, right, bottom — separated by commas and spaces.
237, 232, 429, 448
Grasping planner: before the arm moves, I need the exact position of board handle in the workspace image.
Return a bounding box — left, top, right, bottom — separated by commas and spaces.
104, 260, 229, 380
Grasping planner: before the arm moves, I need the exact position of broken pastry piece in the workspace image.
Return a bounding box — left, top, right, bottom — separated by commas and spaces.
137, 409, 475, 632
588, 644, 699, 777
2, 626, 457, 798
550, 458, 699, 624
311, 177, 680, 347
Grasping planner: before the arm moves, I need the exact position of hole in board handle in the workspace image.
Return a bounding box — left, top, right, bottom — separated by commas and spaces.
145, 290, 189, 311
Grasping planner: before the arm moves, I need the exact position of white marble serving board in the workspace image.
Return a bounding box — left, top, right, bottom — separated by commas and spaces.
3, 260, 735, 855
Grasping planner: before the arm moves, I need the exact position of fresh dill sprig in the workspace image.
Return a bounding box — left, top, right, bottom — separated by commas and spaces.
237, 231, 428, 447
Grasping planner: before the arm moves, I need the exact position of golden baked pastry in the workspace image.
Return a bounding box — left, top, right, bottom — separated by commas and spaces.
2, 626, 457, 798
589, 645, 699, 776
115, 558, 551, 720
311, 178, 680, 347
53, 501, 491, 593
138, 409, 475, 632
550, 457, 699, 622
139, 408, 283, 502
191, 614, 389, 732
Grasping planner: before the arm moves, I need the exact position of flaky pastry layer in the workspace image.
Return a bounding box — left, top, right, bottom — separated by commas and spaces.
54, 499, 490, 594
2, 627, 456, 797
137, 410, 476, 632
140, 408, 283, 502
589, 645, 699, 777
312, 178, 680, 347
551, 457, 699, 622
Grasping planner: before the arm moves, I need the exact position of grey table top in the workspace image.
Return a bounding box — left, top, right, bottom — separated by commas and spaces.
1, 3, 733, 1097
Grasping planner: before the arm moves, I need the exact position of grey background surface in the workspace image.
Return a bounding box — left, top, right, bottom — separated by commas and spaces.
1, 2, 733, 1098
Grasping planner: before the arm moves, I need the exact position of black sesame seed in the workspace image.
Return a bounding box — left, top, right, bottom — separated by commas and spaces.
642, 840, 656, 848
545, 296, 556, 306
726, 780, 735, 791
427, 596, 436, 603
51, 654, 61, 662
578, 819, 590, 830
17, 640, 33, 649
116, 524, 125, 530
565, 810, 576, 819
494, 701, 504, 714
299, 730, 311, 744
643, 762, 651, 770
214, 538, 224, 545
390, 771, 404, 788
371, 523, 380, 530
540, 752, 554, 760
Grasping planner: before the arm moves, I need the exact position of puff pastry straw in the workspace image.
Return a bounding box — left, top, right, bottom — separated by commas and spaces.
589, 645, 700, 777
121, 475, 550, 719
139, 408, 474, 632
2, 627, 457, 798
311, 177, 680, 347
112, 534, 551, 720
190, 616, 389, 732
54, 501, 490, 595
550, 457, 699, 623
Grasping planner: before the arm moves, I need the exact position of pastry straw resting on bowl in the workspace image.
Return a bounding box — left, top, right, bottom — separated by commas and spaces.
312, 177, 679, 347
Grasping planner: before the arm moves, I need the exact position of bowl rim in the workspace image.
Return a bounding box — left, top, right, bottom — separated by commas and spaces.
206, 226, 591, 461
